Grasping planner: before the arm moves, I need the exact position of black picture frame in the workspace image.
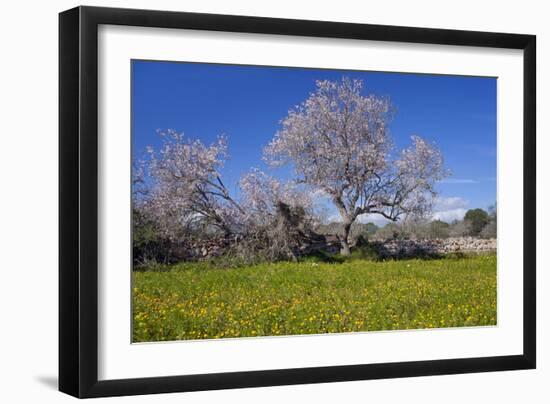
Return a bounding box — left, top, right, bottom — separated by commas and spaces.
59, 5, 536, 398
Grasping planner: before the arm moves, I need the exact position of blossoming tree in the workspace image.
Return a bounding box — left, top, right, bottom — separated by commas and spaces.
264, 78, 447, 255
142, 131, 314, 242
239, 169, 321, 260
239, 168, 314, 226
143, 130, 244, 239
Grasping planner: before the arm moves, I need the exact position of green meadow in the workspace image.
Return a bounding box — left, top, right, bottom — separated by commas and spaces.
132, 254, 496, 342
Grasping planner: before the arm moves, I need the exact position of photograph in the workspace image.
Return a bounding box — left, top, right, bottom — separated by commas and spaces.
131, 60, 497, 343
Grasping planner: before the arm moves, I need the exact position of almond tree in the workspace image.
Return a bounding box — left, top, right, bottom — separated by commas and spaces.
239, 168, 313, 226
141, 132, 313, 243
143, 130, 244, 239
264, 78, 447, 255
239, 169, 320, 261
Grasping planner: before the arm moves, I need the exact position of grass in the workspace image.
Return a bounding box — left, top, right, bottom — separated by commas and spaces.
132, 254, 496, 342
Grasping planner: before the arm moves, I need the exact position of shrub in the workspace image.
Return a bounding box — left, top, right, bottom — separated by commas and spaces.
132, 208, 185, 266
464, 208, 490, 236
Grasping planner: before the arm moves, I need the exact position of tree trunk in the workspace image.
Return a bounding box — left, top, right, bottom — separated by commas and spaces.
340, 221, 352, 256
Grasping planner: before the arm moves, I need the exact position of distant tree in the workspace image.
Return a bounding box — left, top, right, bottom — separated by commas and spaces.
429, 219, 450, 239
449, 220, 471, 238
132, 207, 174, 265
315, 221, 379, 242
374, 222, 409, 240
400, 217, 435, 239
464, 208, 490, 237
480, 203, 497, 239
480, 220, 496, 239
264, 78, 447, 255
488, 203, 497, 220
350, 222, 379, 244
363, 222, 379, 236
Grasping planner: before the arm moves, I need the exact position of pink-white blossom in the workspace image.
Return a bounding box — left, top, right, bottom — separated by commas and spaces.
263, 78, 448, 254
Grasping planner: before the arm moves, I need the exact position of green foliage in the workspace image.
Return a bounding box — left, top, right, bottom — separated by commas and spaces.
132, 208, 177, 266
361, 222, 379, 236
348, 243, 382, 261
480, 203, 497, 239
300, 250, 345, 264
464, 208, 490, 236
133, 254, 497, 342
374, 222, 408, 240
317, 221, 379, 242
430, 220, 450, 239
480, 221, 497, 239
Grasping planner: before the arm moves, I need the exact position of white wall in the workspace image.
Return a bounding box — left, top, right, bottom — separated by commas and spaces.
0, 0, 546, 402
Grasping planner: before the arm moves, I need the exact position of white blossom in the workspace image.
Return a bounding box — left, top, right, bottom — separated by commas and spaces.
239, 168, 313, 227
263, 78, 448, 254
143, 130, 243, 239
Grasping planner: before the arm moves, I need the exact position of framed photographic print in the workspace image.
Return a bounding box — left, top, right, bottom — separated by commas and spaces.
59, 6, 536, 398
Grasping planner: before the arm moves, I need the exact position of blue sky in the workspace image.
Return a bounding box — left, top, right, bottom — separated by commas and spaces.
132, 60, 496, 225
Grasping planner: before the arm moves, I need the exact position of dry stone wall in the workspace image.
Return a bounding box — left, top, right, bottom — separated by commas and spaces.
182, 236, 495, 260
370, 237, 496, 258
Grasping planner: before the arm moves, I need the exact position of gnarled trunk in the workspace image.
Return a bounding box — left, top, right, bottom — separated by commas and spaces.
339, 221, 352, 255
